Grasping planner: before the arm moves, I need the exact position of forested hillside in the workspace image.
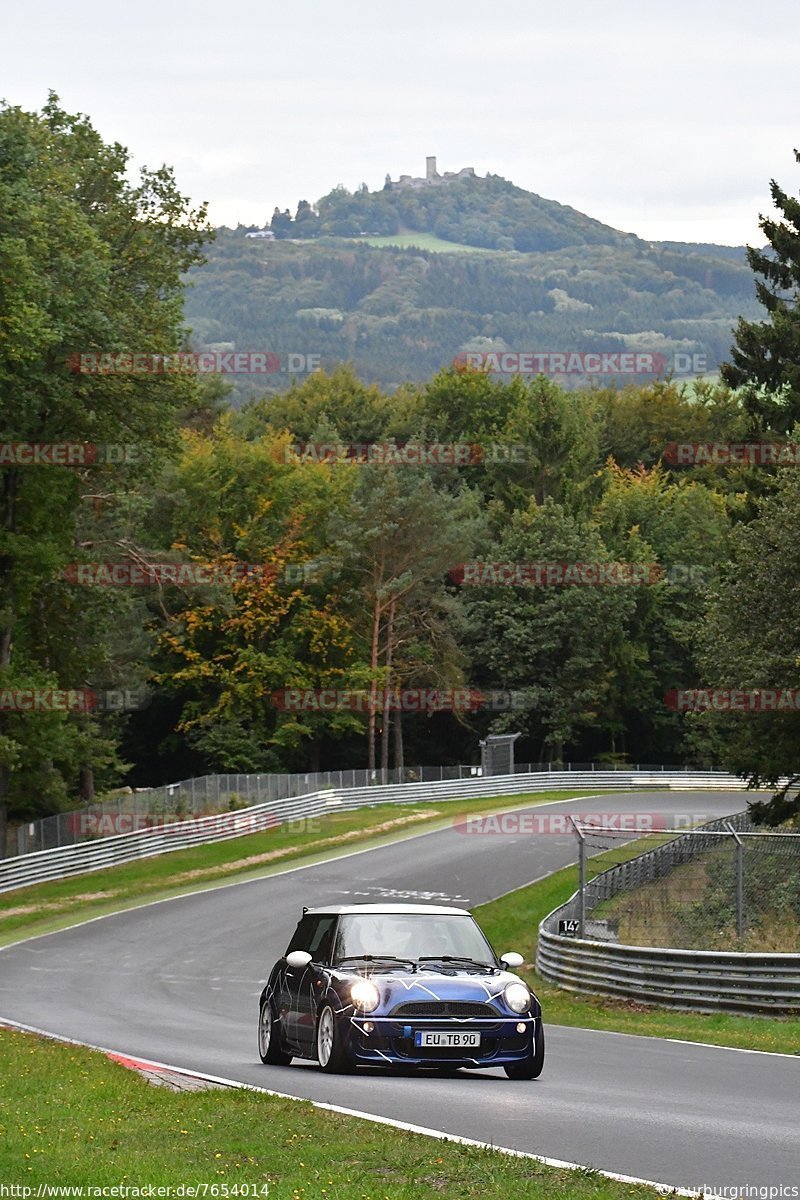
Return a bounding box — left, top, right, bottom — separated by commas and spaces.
269, 173, 642, 250
184, 228, 760, 401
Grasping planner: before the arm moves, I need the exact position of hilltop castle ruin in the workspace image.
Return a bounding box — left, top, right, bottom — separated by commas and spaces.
384, 156, 477, 191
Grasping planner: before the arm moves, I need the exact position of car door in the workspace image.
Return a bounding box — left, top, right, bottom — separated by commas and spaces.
280, 915, 315, 1046
291, 915, 338, 1048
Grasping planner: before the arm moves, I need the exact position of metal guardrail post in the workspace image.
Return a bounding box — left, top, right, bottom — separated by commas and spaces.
570, 815, 586, 938
724, 820, 745, 940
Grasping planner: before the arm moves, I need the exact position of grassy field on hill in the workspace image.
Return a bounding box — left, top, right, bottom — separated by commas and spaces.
359, 232, 495, 253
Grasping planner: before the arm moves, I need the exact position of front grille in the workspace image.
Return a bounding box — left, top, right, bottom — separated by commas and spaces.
391, 1001, 498, 1018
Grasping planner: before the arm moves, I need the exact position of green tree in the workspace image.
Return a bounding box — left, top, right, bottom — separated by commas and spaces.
237, 365, 417, 444
721, 150, 800, 433
462, 499, 635, 763
594, 463, 731, 762
269, 207, 293, 238
294, 200, 320, 238
598, 380, 744, 470
501, 376, 602, 510
330, 466, 484, 771
0, 95, 210, 850
691, 468, 800, 822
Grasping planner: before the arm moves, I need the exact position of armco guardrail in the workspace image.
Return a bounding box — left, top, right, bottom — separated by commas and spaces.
536, 811, 800, 1014
0, 769, 751, 894
13, 763, 484, 856
12, 760, 718, 856
535, 936, 800, 1014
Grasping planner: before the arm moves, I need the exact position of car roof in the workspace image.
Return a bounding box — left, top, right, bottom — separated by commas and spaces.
303, 903, 471, 916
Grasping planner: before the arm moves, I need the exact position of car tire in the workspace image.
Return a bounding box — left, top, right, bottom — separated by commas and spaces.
504, 1022, 545, 1080
316, 1004, 356, 1073
258, 1000, 293, 1066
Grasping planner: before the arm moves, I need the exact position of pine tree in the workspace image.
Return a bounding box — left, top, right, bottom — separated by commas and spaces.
721, 150, 800, 433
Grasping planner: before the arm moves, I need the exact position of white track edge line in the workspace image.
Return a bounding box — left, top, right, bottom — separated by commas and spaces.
0, 1015, 718, 1199
556, 1023, 800, 1059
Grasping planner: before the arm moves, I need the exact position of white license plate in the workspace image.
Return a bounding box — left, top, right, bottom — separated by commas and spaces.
414, 1031, 481, 1048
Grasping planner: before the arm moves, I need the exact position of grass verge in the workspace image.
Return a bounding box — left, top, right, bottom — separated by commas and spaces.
475, 853, 800, 1055
0, 790, 602, 948
0, 1025, 666, 1197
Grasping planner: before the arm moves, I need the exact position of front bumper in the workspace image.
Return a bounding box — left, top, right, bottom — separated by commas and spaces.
348, 1014, 538, 1067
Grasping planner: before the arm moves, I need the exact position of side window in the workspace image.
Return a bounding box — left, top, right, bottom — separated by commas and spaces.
286, 915, 314, 955
308, 916, 337, 963
285, 914, 337, 960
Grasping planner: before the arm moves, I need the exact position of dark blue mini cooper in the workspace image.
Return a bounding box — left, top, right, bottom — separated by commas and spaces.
257, 903, 544, 1078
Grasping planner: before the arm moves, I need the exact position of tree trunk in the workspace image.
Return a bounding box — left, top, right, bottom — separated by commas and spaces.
367, 593, 382, 773
79, 762, 95, 804
0, 468, 19, 858
0, 769, 7, 859
393, 709, 404, 770
380, 598, 396, 777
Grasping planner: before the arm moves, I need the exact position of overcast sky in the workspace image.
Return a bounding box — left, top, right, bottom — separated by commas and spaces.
2, 0, 798, 245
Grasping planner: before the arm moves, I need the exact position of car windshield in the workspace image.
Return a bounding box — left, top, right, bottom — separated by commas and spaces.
332, 913, 496, 966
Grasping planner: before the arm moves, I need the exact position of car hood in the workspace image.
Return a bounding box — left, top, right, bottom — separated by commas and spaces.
328, 966, 530, 1007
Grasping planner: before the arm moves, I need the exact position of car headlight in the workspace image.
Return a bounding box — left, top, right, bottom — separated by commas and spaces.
350, 979, 380, 1012
504, 982, 531, 1014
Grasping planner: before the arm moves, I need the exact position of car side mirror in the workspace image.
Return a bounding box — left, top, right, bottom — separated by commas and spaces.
286, 950, 312, 970
500, 951, 524, 969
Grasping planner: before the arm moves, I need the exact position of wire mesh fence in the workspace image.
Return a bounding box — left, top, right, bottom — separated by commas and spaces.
10, 765, 474, 857
9, 760, 707, 859
567, 813, 800, 951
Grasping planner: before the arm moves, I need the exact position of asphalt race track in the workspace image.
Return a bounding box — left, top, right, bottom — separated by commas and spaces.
1, 791, 799, 1191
